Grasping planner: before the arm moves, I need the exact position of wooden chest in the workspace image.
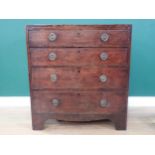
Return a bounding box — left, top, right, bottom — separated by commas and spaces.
26, 25, 132, 130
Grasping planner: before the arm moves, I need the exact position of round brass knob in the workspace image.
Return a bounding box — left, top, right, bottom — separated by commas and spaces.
100, 52, 108, 61
100, 33, 109, 42
48, 32, 57, 41
99, 74, 107, 83
100, 99, 108, 108
50, 74, 57, 82
52, 99, 60, 107
48, 52, 57, 61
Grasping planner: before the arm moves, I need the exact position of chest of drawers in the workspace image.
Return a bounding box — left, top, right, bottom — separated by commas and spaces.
26, 25, 132, 130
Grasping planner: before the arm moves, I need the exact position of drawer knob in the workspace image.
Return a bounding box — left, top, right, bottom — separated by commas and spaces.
50, 74, 57, 82
100, 52, 108, 61
100, 99, 108, 108
48, 32, 57, 41
100, 33, 109, 42
48, 52, 57, 61
52, 99, 60, 107
99, 74, 107, 83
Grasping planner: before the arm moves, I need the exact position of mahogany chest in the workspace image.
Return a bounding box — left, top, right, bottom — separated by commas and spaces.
26, 25, 132, 130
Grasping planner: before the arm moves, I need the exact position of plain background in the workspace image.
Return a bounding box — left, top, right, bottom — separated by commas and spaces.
0, 19, 155, 96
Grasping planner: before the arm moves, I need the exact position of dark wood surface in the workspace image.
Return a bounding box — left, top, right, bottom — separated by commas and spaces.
28, 29, 130, 47
31, 67, 128, 90
30, 48, 128, 67
27, 24, 131, 30
26, 25, 132, 130
32, 90, 127, 113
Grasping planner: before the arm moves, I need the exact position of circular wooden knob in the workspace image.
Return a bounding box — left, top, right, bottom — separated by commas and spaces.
48, 52, 57, 61
48, 32, 57, 41
100, 52, 108, 61
52, 99, 60, 107
99, 74, 107, 83
100, 99, 108, 108
100, 33, 109, 42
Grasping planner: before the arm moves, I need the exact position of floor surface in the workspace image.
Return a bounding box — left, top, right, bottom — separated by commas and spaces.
0, 102, 155, 134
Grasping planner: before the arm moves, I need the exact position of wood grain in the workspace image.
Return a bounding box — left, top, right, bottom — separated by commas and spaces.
27, 24, 131, 30
28, 30, 130, 47
30, 48, 128, 67
26, 25, 132, 130
31, 67, 128, 90
32, 90, 127, 114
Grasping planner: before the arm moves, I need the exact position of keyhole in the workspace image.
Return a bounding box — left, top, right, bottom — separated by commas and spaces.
77, 32, 81, 36
77, 67, 81, 73
77, 68, 81, 73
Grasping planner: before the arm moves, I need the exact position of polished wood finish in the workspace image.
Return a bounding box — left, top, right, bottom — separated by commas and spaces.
30, 48, 128, 67
31, 67, 128, 90
26, 25, 132, 130
29, 30, 130, 47
27, 25, 131, 30
32, 90, 127, 114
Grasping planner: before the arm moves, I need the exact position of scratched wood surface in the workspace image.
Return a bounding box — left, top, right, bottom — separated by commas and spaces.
32, 90, 127, 113
26, 25, 132, 130
30, 48, 128, 67
28, 29, 130, 48
31, 67, 128, 90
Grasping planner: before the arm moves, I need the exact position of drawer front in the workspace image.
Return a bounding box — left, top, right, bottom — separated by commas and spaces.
32, 90, 127, 114
31, 67, 128, 90
30, 48, 128, 67
28, 30, 130, 47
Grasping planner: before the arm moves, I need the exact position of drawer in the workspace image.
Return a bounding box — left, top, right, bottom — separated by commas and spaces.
31, 67, 128, 90
28, 30, 130, 47
32, 90, 127, 114
30, 48, 128, 67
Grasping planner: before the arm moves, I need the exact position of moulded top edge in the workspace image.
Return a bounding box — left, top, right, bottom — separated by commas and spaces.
26, 24, 132, 31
